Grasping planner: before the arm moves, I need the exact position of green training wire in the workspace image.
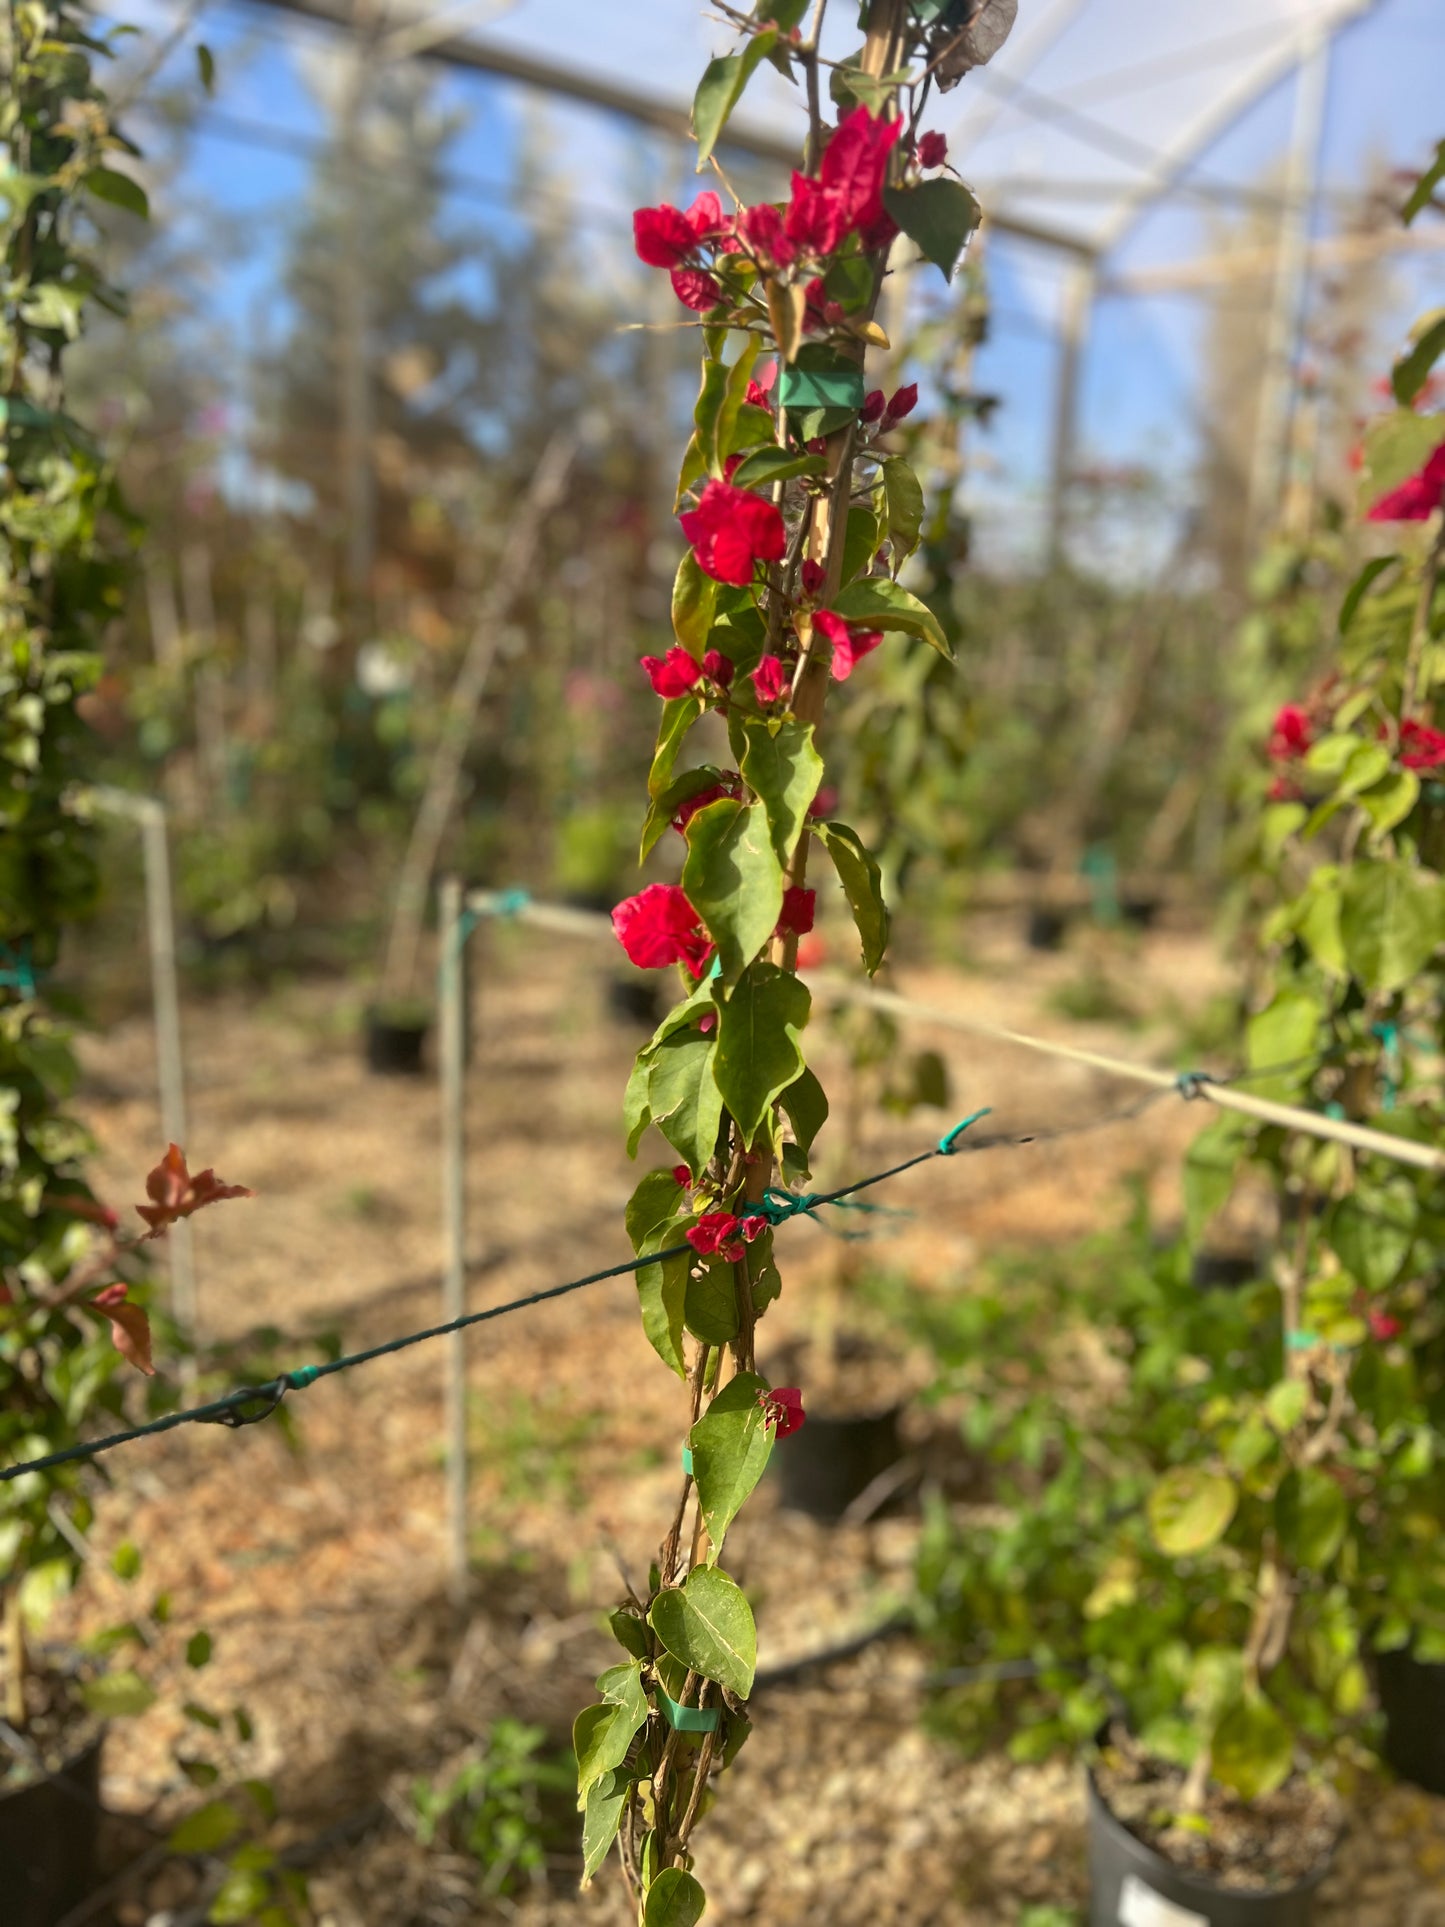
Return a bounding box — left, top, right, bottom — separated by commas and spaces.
2, 1112, 998, 1485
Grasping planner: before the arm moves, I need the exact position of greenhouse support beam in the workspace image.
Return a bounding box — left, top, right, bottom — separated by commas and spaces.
1097, 0, 1382, 258
240, 0, 1091, 258
1101, 222, 1445, 297
1248, 23, 1331, 531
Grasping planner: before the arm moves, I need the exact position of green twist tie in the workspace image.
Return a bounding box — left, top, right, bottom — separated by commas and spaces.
681, 1447, 694, 1476
286, 1365, 321, 1388
1286, 1330, 1319, 1351
0, 939, 39, 998
656, 1687, 719, 1734
1371, 1021, 1401, 1113
495, 888, 530, 917
938, 1109, 992, 1154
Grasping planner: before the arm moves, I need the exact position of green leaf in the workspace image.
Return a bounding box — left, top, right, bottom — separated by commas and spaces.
728, 448, 827, 490
209, 1870, 272, 1923
638, 1250, 689, 1379
1183, 1106, 1245, 1240
684, 1255, 740, 1344
643, 1867, 707, 1927
830, 577, 952, 658
882, 177, 980, 279
609, 1609, 651, 1660
691, 355, 730, 482
648, 1029, 724, 1174
582, 1766, 630, 1883
683, 800, 784, 985
1403, 140, 1445, 225
1147, 1467, 1237, 1557
1264, 1380, 1308, 1435
880, 456, 924, 562
168, 1799, 241, 1855
111, 1542, 141, 1581
649, 1565, 756, 1698
812, 820, 889, 974
672, 551, 717, 656
1275, 1467, 1348, 1572
186, 1630, 213, 1669
624, 1051, 654, 1157
1245, 987, 1321, 1100
692, 30, 778, 169
574, 1662, 649, 1797
1340, 863, 1445, 992
642, 765, 729, 862
689, 1372, 774, 1555
1393, 311, 1445, 407
1329, 1179, 1416, 1292
649, 696, 704, 799
80, 1669, 156, 1718
626, 1168, 689, 1252
1339, 554, 1399, 633
779, 1065, 829, 1156
1359, 409, 1444, 507
713, 962, 811, 1146
1211, 1695, 1293, 1801
739, 718, 823, 865
196, 42, 216, 93
86, 166, 149, 219
1359, 768, 1420, 838
715, 336, 762, 468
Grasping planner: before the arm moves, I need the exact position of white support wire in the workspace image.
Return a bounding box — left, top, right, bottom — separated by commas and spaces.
454, 889, 1445, 1179
89, 788, 197, 1331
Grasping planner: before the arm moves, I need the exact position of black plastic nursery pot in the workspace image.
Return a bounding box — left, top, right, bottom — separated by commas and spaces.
1026, 904, 1071, 952
1375, 1645, 1445, 1796
363, 1005, 430, 1076
771, 1404, 904, 1522
0, 1731, 104, 1927
1086, 1761, 1330, 1927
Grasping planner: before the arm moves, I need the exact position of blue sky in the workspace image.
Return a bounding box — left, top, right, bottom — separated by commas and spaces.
116, 0, 1445, 567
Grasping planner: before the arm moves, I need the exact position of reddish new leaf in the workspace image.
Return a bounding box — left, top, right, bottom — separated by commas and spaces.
85, 1283, 155, 1376
135, 1143, 254, 1238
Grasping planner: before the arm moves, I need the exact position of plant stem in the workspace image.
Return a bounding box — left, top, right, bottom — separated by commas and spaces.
1401, 510, 1445, 721
3, 1585, 26, 1729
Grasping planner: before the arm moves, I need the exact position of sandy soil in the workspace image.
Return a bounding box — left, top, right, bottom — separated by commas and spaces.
42, 915, 1445, 1924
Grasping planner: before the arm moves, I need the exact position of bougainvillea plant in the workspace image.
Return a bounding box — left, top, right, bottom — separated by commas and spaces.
576, 3, 999, 1914
1170, 145, 1445, 1808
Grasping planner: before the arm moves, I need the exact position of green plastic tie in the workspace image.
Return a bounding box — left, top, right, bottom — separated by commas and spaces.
0, 939, 38, 997
494, 887, 530, 917
286, 1365, 321, 1389
655, 1687, 719, 1734
1286, 1330, 1319, 1351
777, 363, 866, 413
1371, 1021, 1401, 1113
1175, 1072, 1212, 1101
681, 1447, 694, 1476
938, 1109, 992, 1154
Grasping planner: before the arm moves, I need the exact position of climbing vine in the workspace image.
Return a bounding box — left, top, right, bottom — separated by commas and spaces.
574, 3, 1008, 1915
1, 0, 160, 1729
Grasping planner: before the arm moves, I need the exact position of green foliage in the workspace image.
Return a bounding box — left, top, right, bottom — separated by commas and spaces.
649, 1565, 757, 1699
0, 0, 171, 1739
411, 1720, 574, 1900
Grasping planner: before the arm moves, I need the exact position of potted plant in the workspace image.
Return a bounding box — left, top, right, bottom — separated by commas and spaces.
914, 1209, 1370, 1924
1186, 196, 1445, 1800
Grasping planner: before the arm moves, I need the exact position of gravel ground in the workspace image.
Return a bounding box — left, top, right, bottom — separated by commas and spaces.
39, 920, 1444, 1924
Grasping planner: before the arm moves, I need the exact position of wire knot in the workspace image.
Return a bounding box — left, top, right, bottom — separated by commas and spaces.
937, 1109, 992, 1155
1175, 1071, 1213, 1101
196, 1380, 290, 1429
755, 1187, 823, 1226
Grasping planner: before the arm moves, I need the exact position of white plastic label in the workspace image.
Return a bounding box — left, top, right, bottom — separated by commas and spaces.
1118, 1873, 1208, 1927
